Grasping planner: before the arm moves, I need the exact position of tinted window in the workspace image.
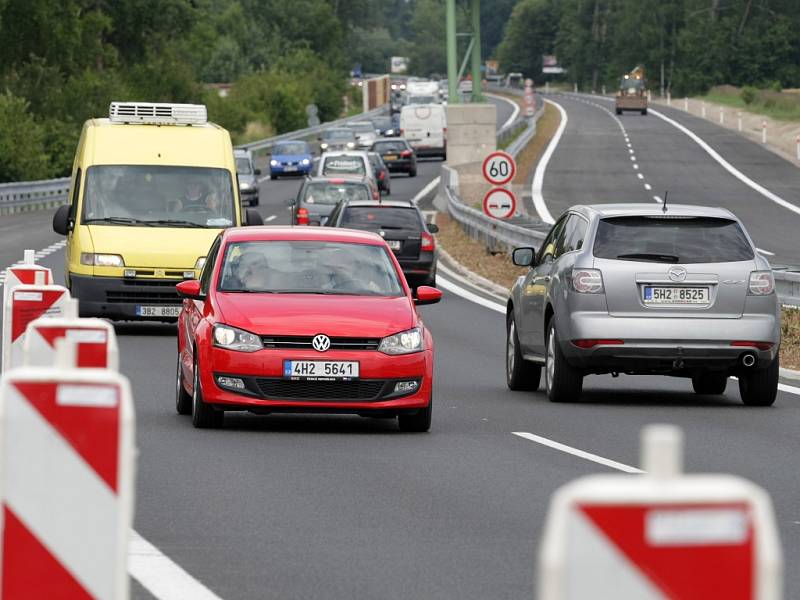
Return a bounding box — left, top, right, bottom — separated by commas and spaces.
218, 241, 403, 296
537, 216, 567, 263
200, 237, 222, 294
373, 141, 407, 153
323, 129, 355, 141
322, 156, 366, 176
303, 182, 371, 205
341, 207, 421, 230
593, 216, 755, 263
557, 215, 588, 255
348, 123, 374, 134
235, 158, 252, 174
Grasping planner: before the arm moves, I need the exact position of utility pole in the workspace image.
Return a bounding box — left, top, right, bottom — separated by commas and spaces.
470, 0, 483, 102
446, 0, 482, 104
446, 0, 458, 104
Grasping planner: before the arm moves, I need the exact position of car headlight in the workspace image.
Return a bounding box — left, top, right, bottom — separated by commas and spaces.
213, 324, 263, 352
378, 327, 423, 355
386, 129, 395, 136
240, 181, 251, 190
302, 158, 310, 165
320, 142, 329, 150
195, 257, 206, 271
270, 159, 279, 166
346, 141, 356, 149
80, 253, 124, 267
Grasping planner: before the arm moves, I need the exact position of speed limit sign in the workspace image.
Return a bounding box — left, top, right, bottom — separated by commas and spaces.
482, 187, 516, 220
482, 151, 516, 185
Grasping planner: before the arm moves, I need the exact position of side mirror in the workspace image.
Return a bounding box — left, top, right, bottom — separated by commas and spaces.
512, 247, 536, 267
427, 223, 439, 234
414, 285, 442, 306
245, 209, 263, 226
176, 280, 204, 300
53, 204, 71, 235
254, 168, 261, 175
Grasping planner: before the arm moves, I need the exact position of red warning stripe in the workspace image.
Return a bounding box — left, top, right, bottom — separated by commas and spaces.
36, 327, 109, 368
10, 289, 67, 342
13, 381, 120, 492
6, 267, 51, 286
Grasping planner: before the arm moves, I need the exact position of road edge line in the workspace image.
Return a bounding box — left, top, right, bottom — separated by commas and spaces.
531, 99, 566, 225
411, 176, 441, 205
485, 93, 521, 130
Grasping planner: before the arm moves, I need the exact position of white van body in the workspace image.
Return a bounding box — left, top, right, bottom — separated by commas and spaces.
406, 81, 440, 97
399, 104, 447, 159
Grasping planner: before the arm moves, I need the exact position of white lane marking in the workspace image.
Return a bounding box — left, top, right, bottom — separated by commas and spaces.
654, 196, 663, 203
486, 93, 521, 130
265, 215, 277, 222
411, 176, 441, 206
628, 148, 634, 154
438, 277, 505, 314
779, 382, 800, 395
756, 247, 775, 256
637, 173, 644, 180
129, 530, 224, 600
649, 107, 800, 217
532, 98, 568, 224
630, 156, 636, 161
644, 183, 652, 190
633, 164, 639, 170
512, 432, 644, 474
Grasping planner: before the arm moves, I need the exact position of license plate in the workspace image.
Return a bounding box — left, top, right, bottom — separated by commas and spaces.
386, 240, 402, 250
384, 154, 398, 161
284, 166, 298, 172
643, 287, 709, 304
136, 305, 182, 317
283, 360, 359, 380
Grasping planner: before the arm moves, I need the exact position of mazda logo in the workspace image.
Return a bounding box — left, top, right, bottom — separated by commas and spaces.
312, 334, 331, 352
668, 267, 687, 282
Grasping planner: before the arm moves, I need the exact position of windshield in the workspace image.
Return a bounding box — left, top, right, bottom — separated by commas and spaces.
274, 142, 308, 155
235, 158, 252, 175
219, 241, 403, 296
373, 141, 407, 153
593, 216, 755, 263
81, 165, 235, 228
322, 156, 366, 176
303, 182, 371, 205
341, 207, 421, 231
323, 129, 355, 141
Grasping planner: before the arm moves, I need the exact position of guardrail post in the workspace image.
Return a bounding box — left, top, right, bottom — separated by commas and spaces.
701, 102, 706, 119
719, 107, 724, 125
666, 91, 671, 106
796, 135, 800, 161
684, 97, 689, 111
573, 83, 577, 93
762, 120, 767, 144
738, 112, 743, 132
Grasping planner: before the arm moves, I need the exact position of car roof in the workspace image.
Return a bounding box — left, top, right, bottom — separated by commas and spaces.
572, 203, 738, 220
373, 138, 408, 143
222, 226, 385, 245
304, 176, 370, 185
342, 199, 415, 208
233, 149, 251, 157
321, 150, 369, 158
273, 139, 308, 147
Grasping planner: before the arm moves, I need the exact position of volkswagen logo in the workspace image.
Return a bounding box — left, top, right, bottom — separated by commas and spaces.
312, 334, 331, 352
668, 266, 687, 282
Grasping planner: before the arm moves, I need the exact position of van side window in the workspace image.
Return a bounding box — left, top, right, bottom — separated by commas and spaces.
68, 168, 81, 223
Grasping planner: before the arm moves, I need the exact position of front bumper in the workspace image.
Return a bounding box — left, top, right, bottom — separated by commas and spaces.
239, 187, 259, 204
69, 273, 183, 321
271, 164, 312, 176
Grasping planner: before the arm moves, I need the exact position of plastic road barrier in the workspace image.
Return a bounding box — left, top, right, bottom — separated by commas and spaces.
1, 284, 70, 372
538, 425, 782, 600
1, 249, 53, 309
0, 339, 135, 599
23, 300, 119, 371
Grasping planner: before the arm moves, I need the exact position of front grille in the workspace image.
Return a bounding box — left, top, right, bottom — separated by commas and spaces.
260, 336, 381, 351
255, 378, 388, 400
105, 279, 182, 304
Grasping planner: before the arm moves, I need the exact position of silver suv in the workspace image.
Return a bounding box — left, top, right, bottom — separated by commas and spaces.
506, 204, 780, 406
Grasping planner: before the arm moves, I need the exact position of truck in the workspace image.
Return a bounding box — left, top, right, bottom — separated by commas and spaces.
615, 65, 648, 115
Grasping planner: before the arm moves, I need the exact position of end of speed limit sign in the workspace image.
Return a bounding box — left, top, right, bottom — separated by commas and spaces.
483, 187, 516, 220
482, 150, 516, 185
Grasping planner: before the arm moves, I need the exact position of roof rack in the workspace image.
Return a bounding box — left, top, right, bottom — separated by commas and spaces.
109, 102, 207, 125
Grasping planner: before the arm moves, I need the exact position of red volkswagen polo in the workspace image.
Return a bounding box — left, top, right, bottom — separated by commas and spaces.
175, 226, 441, 430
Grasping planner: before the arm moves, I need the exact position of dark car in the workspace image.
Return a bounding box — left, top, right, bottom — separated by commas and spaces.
371, 116, 397, 137
292, 176, 374, 226
368, 152, 391, 195
326, 199, 438, 287
370, 138, 417, 177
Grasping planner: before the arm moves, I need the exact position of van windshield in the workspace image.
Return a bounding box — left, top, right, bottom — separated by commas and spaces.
81, 165, 236, 228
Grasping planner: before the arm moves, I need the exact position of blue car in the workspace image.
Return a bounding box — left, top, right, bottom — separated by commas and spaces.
269, 140, 313, 179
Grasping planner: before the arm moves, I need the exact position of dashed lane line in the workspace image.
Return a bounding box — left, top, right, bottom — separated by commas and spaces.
265, 215, 277, 222
512, 432, 644, 474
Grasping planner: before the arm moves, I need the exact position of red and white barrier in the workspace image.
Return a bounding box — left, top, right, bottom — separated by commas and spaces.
538, 425, 782, 600
2, 284, 71, 372
1, 249, 53, 309
23, 300, 119, 371
0, 340, 135, 599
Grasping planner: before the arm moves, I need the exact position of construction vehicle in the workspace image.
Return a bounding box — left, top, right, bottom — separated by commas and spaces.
615, 65, 647, 115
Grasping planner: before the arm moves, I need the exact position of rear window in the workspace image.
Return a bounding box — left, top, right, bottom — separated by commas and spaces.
593, 216, 754, 263
322, 156, 366, 176
341, 207, 421, 231
373, 141, 407, 153
303, 182, 370, 205
323, 129, 355, 141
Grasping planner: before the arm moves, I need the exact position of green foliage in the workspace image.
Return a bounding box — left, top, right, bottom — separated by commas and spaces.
0, 92, 52, 181
497, 0, 559, 80
741, 86, 758, 105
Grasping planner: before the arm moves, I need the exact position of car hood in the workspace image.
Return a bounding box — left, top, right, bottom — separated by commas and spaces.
215, 294, 415, 337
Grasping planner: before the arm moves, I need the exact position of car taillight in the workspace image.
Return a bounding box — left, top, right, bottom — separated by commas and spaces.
421, 232, 435, 251
297, 207, 309, 225
378, 171, 385, 180
572, 339, 624, 349
443, 127, 447, 138
400, 150, 412, 157
399, 128, 404, 136
731, 341, 774, 350
572, 268, 604, 294
748, 271, 774, 295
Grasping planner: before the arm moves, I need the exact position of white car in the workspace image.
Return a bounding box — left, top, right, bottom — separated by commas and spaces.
346, 121, 378, 149
316, 151, 378, 189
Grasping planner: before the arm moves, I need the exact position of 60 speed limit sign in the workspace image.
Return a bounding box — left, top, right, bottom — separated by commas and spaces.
482, 150, 516, 185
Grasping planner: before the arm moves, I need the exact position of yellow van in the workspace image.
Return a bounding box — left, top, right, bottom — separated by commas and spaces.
52, 101, 262, 320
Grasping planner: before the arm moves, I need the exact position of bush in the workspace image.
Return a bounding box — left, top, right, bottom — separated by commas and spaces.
740, 86, 758, 105
0, 92, 53, 182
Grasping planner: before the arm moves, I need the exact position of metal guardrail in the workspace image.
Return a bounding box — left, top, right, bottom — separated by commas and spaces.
772, 269, 800, 307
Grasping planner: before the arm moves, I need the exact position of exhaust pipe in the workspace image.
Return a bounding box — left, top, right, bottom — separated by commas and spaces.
741, 353, 756, 368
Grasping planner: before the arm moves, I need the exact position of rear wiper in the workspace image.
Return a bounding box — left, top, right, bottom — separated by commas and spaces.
83, 217, 154, 226
145, 219, 205, 228
615, 252, 680, 263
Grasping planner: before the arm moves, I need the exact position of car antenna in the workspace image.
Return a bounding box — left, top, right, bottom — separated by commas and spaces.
662, 189, 669, 214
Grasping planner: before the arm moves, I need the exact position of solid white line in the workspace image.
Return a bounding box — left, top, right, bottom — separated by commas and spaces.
128, 530, 224, 600
437, 274, 505, 314
649, 107, 800, 217
512, 432, 644, 474
486, 93, 521, 130
411, 176, 441, 206
265, 215, 277, 222
756, 247, 775, 256
778, 382, 800, 396
532, 98, 568, 224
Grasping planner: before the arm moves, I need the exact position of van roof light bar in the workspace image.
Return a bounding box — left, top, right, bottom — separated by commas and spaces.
109, 102, 207, 125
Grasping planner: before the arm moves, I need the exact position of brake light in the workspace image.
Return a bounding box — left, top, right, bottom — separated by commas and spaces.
572, 269, 604, 294
399, 128, 404, 136
297, 207, 309, 225
400, 150, 413, 157
443, 127, 447, 138
421, 232, 435, 251
731, 341, 774, 351
748, 271, 774, 295
378, 171, 385, 180
572, 339, 624, 349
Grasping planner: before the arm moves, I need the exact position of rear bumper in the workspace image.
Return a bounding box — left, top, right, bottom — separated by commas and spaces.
384, 159, 414, 172
69, 273, 183, 321
615, 98, 647, 110
398, 251, 436, 284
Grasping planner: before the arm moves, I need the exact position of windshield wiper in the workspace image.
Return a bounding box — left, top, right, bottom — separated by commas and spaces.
615, 252, 680, 263
144, 219, 206, 228
83, 217, 155, 226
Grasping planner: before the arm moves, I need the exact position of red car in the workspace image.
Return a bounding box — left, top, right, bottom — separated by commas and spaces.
175, 226, 441, 431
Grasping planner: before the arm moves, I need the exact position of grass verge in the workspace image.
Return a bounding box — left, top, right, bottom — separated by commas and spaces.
513, 102, 560, 185
700, 85, 800, 122
782, 307, 800, 370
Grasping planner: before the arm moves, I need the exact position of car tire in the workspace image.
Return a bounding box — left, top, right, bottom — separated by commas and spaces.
692, 373, 728, 395
175, 353, 192, 415
409, 167, 417, 177
615, 108, 622, 115
506, 313, 542, 391
739, 354, 779, 407
545, 320, 583, 402
251, 197, 259, 207
641, 109, 648, 115
271, 173, 278, 180
398, 396, 432, 432
192, 356, 224, 428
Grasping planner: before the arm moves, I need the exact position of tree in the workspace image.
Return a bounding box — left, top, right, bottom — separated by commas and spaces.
0, 92, 52, 181
496, 0, 560, 79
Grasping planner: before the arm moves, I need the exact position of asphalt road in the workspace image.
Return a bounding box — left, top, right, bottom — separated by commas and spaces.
3, 93, 800, 598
